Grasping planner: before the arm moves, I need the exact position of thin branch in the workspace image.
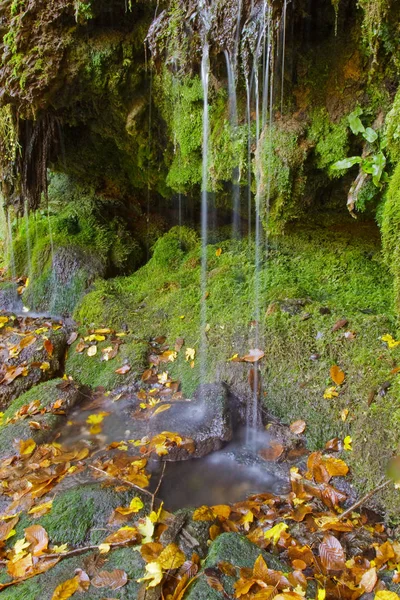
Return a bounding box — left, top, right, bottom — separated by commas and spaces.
88, 464, 153, 498
338, 479, 392, 521
151, 461, 166, 511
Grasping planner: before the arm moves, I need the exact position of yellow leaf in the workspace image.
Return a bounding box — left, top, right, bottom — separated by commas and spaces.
40, 361, 50, 371
19, 438, 36, 455
375, 593, 400, 600
264, 522, 288, 544
341, 409, 349, 422
323, 386, 339, 399
52, 544, 69, 554
116, 497, 144, 515
137, 561, 164, 588
185, 348, 196, 362
344, 435, 353, 451
381, 334, 400, 349
152, 404, 171, 416
86, 412, 109, 425
13, 538, 30, 555
138, 517, 155, 543
157, 543, 185, 570
216, 247, 222, 257
98, 543, 111, 554
51, 576, 80, 600
318, 590, 326, 600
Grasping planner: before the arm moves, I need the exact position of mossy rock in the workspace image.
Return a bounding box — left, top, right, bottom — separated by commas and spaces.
11, 482, 149, 548
0, 546, 144, 599
66, 335, 148, 390
0, 327, 67, 407
185, 532, 287, 599
0, 378, 83, 460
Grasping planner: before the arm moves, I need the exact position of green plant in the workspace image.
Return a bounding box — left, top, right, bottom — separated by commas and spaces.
331, 108, 388, 213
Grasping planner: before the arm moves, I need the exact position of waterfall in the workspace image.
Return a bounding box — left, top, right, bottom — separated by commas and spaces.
199, 2, 212, 385
225, 51, 241, 239
6, 210, 16, 280
280, 0, 287, 113
24, 200, 32, 279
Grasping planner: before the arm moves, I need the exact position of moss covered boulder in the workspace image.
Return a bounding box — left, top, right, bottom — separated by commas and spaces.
186, 532, 287, 599
0, 283, 22, 313
0, 320, 68, 407
0, 378, 84, 460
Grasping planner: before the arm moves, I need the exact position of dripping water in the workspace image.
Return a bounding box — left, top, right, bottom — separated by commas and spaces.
23, 200, 32, 279
281, 0, 288, 114
199, 2, 211, 386
225, 51, 241, 239
6, 209, 16, 280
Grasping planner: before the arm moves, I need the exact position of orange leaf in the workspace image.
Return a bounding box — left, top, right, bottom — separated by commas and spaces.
242, 349, 265, 363
44, 339, 54, 357
25, 525, 49, 556
319, 534, 345, 572
115, 364, 131, 375
330, 365, 345, 385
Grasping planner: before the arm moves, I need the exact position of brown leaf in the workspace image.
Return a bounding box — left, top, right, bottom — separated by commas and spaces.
330, 365, 345, 385
75, 568, 91, 592
319, 534, 346, 572
360, 567, 378, 593
67, 331, 78, 345
332, 318, 348, 332
325, 438, 342, 452
175, 337, 185, 352
25, 524, 49, 555
290, 420, 306, 434
242, 349, 265, 363
91, 569, 128, 590
44, 339, 54, 357
115, 364, 131, 375
259, 442, 284, 461
0, 516, 19, 542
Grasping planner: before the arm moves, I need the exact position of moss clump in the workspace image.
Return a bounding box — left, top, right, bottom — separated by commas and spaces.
381, 163, 400, 313
66, 336, 148, 389
257, 119, 308, 233
385, 91, 400, 164
308, 108, 349, 173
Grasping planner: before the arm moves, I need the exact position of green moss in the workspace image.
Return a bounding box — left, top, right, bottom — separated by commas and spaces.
381, 163, 400, 313
385, 91, 400, 164
308, 108, 349, 173
66, 336, 148, 389
257, 119, 308, 233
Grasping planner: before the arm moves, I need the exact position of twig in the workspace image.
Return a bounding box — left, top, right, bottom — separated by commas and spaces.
151, 461, 166, 511
88, 464, 153, 498
44, 539, 131, 560
338, 479, 392, 521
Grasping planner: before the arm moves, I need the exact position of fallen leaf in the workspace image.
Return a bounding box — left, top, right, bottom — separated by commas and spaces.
290, 420, 306, 434
51, 576, 80, 600
91, 569, 128, 590
216, 247, 222, 257
25, 525, 49, 555
87, 345, 97, 357
319, 534, 345, 572
343, 435, 352, 451
67, 332, 78, 345
332, 319, 348, 332
19, 438, 36, 455
115, 364, 131, 374
330, 365, 345, 385
44, 338, 54, 357
242, 349, 265, 363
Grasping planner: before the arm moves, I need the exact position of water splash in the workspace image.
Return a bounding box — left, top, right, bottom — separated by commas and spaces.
280, 0, 288, 114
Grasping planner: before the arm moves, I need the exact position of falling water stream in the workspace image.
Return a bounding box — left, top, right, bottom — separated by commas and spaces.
199, 1, 212, 386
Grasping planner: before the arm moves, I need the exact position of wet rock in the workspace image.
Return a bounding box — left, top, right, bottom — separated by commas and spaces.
0, 282, 23, 313
125, 382, 232, 460
0, 325, 67, 407
185, 532, 287, 599
160, 508, 213, 559
24, 245, 106, 315
0, 378, 85, 460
